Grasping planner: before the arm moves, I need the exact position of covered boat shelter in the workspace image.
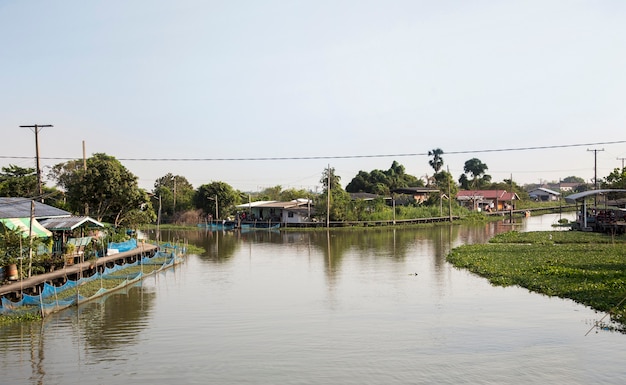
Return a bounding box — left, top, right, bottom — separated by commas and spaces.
565, 189, 626, 232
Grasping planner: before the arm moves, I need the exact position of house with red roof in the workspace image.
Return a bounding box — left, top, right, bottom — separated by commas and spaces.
456, 190, 519, 212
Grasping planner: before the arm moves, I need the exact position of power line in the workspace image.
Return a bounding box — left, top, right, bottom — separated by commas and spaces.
1, 139, 625, 162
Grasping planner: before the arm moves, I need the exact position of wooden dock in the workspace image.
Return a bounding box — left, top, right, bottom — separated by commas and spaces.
0, 243, 158, 298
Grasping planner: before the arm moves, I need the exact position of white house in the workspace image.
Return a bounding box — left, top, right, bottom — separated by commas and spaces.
235, 199, 314, 225
528, 187, 561, 202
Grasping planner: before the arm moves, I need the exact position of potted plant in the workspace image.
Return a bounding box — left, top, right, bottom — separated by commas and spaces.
0, 227, 24, 280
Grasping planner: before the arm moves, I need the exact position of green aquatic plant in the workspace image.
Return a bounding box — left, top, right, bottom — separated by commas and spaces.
447, 230, 626, 328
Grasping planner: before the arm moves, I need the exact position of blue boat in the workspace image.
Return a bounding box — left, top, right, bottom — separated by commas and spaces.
240, 223, 280, 230
197, 222, 236, 231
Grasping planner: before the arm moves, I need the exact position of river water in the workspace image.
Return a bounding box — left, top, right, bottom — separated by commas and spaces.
2, 213, 626, 384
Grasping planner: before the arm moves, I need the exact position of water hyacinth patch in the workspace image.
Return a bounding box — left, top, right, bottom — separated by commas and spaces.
447, 230, 626, 329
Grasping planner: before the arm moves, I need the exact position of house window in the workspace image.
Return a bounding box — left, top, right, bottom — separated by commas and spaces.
288, 212, 294, 218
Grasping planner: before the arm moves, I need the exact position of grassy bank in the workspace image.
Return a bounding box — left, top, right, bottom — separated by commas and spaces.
447, 230, 626, 330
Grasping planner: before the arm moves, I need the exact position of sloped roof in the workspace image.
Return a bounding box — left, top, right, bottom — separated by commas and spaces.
0, 217, 52, 237
456, 190, 518, 201
529, 187, 561, 196
39, 216, 104, 231
236, 199, 312, 210
565, 189, 626, 204
0, 197, 71, 219
391, 187, 439, 195
349, 192, 381, 201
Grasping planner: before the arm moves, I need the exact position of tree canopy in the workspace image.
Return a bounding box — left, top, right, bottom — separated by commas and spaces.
345, 161, 423, 195
459, 158, 491, 189
50, 153, 153, 227
153, 173, 195, 218
194, 181, 239, 220
318, 167, 352, 221
0, 165, 38, 197
428, 148, 444, 174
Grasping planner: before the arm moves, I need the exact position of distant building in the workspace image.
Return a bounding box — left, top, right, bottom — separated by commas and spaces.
528, 187, 561, 202
235, 199, 313, 224
456, 190, 519, 211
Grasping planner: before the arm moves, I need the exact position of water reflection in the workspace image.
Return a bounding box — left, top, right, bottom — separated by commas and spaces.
8, 212, 622, 385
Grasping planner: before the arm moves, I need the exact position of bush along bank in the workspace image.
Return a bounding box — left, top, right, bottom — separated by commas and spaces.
447, 230, 626, 332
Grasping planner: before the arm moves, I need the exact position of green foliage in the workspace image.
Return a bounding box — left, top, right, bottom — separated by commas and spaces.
50, 153, 150, 227
602, 167, 626, 190
194, 181, 239, 219
562, 176, 586, 184
257, 185, 283, 201
459, 158, 491, 190
0, 165, 38, 197
345, 161, 424, 195
0, 311, 41, 326
0, 226, 25, 266
428, 148, 444, 173
316, 167, 353, 221
154, 173, 195, 217
447, 230, 626, 327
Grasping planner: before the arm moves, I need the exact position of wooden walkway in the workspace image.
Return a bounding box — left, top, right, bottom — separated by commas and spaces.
0, 243, 158, 297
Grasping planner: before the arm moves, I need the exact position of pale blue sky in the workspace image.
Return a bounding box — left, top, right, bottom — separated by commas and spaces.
2, 1, 625, 192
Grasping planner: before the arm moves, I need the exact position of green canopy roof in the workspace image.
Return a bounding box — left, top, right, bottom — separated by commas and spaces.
0, 217, 53, 238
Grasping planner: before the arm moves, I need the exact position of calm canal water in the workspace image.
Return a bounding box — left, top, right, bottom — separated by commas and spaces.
2, 213, 626, 384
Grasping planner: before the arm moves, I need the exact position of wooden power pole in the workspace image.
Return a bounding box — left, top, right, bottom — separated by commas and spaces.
20, 124, 53, 202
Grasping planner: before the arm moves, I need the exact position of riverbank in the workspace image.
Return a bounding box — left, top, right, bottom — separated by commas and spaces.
447, 230, 626, 331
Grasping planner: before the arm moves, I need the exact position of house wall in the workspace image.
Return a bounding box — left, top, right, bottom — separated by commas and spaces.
282, 210, 308, 224
529, 190, 559, 201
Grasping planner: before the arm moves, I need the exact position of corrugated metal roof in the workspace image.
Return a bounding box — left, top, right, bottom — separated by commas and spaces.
565, 189, 626, 204
0, 198, 71, 219
39, 216, 104, 231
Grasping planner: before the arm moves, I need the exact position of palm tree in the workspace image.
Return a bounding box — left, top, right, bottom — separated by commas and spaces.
428, 148, 444, 174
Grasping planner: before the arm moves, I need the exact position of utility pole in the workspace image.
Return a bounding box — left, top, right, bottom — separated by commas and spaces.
447, 166, 452, 222
83, 140, 89, 215
20, 124, 53, 202
326, 164, 330, 229
588, 148, 604, 190
618, 157, 626, 171
588, 148, 604, 208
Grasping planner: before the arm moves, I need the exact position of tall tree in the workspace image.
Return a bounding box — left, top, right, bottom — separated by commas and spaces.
318, 167, 351, 221
460, 158, 490, 190
0, 165, 38, 197
50, 153, 152, 227
154, 173, 194, 217
428, 148, 444, 174
194, 181, 239, 220
345, 161, 423, 195
561, 176, 586, 184
259, 185, 283, 201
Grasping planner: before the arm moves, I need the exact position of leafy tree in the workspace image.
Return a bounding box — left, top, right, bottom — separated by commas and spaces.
49, 153, 152, 227
194, 181, 240, 219
601, 168, 626, 202
317, 167, 352, 221
154, 173, 194, 217
345, 161, 423, 195
433, 170, 458, 198
0, 165, 38, 197
279, 187, 314, 201
459, 158, 491, 190
602, 168, 626, 189
428, 148, 444, 174
258, 185, 283, 201
0, 226, 25, 267
561, 176, 586, 184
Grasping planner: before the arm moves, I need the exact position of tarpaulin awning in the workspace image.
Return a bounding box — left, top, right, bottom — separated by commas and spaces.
0, 217, 53, 238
